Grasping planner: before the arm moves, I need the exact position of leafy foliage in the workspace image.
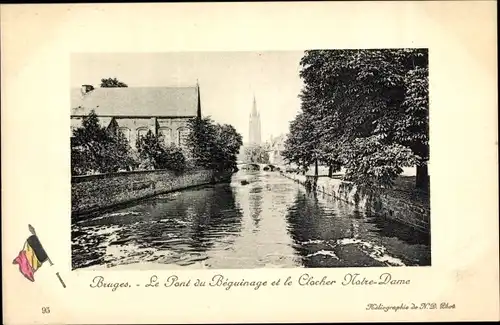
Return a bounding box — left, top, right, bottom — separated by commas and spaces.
71, 111, 241, 176
285, 49, 429, 188
71, 110, 135, 175
282, 112, 317, 169
340, 135, 417, 187
244, 144, 270, 164
100, 78, 128, 88
186, 117, 243, 171
136, 130, 186, 172
214, 123, 244, 171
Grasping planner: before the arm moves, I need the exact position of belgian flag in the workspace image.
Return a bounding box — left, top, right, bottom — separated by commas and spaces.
13, 235, 49, 282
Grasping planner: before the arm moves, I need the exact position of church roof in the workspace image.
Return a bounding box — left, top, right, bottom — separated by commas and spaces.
70, 116, 113, 130
71, 86, 199, 117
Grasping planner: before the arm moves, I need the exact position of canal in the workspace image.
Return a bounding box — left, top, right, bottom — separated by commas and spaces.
72, 170, 431, 269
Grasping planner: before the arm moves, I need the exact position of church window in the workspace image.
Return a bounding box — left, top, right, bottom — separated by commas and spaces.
158, 127, 173, 145
137, 127, 149, 139
118, 127, 130, 141
177, 127, 189, 147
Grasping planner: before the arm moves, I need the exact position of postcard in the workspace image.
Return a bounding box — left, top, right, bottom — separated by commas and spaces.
1, 2, 498, 323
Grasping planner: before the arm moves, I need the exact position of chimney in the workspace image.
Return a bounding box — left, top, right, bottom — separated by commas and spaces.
81, 84, 94, 95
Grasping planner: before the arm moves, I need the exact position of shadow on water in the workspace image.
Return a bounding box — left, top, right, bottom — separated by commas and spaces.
284, 191, 324, 266
285, 190, 431, 268
72, 170, 431, 269
365, 215, 430, 246
318, 191, 430, 246
72, 183, 243, 269
284, 190, 374, 268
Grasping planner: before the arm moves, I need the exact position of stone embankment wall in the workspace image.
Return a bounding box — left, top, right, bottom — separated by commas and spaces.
282, 172, 430, 233
72, 169, 231, 217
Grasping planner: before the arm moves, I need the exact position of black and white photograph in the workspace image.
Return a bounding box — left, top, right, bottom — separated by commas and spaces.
4, 2, 499, 324
70, 50, 431, 270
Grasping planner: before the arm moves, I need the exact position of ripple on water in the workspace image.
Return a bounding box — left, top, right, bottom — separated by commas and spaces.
306, 250, 340, 259
335, 238, 406, 266
72, 170, 429, 269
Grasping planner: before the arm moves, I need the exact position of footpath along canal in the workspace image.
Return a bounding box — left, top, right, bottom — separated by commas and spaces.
72, 169, 430, 269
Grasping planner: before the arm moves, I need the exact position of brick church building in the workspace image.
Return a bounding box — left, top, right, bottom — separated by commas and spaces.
70, 83, 202, 150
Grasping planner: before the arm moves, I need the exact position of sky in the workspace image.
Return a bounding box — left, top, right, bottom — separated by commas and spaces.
71, 52, 305, 143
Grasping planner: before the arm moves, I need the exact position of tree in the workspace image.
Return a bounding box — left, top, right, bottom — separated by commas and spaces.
186, 117, 218, 169
396, 63, 429, 188
186, 117, 243, 171
282, 111, 343, 176
214, 124, 244, 171
136, 130, 186, 172
286, 49, 429, 188
339, 135, 417, 188
71, 110, 135, 175
244, 144, 270, 164
100, 77, 128, 88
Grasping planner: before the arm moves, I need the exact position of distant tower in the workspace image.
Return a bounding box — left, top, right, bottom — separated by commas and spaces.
249, 95, 261, 144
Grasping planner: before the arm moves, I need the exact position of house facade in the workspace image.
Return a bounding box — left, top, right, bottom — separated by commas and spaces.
70, 84, 202, 150
268, 134, 287, 165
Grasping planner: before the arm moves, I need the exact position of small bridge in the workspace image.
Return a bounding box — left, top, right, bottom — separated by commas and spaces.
237, 162, 282, 171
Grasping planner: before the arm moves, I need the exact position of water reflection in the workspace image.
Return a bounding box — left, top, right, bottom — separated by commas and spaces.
285, 190, 430, 267
72, 184, 243, 269
72, 170, 431, 269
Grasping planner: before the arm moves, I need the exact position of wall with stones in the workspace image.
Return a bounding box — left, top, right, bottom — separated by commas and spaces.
282, 172, 430, 233
72, 169, 231, 217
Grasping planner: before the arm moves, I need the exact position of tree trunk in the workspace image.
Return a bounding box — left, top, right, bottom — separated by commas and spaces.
328, 165, 333, 178
314, 160, 319, 177
416, 163, 429, 190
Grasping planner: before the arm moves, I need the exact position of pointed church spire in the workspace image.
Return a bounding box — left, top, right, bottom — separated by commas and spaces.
249, 94, 261, 144
251, 94, 258, 116
196, 79, 201, 118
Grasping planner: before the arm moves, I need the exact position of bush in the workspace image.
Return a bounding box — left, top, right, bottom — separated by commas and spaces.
244, 144, 270, 164
186, 117, 242, 172
156, 144, 186, 172
71, 110, 135, 175
71, 111, 186, 175
136, 130, 185, 172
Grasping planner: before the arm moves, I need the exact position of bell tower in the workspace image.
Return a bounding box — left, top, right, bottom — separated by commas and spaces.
249, 95, 261, 144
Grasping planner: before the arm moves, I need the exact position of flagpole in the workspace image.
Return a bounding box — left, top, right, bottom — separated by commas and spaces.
28, 224, 66, 288
56, 272, 67, 288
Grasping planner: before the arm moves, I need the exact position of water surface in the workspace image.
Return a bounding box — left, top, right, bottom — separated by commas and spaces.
72, 170, 431, 269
